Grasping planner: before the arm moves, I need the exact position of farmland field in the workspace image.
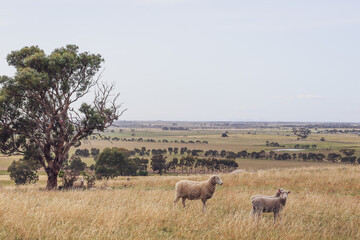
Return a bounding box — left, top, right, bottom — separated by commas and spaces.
1, 122, 360, 173
0, 122, 360, 239
0, 165, 359, 239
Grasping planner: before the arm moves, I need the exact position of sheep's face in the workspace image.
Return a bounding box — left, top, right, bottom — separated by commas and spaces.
278, 189, 291, 198
211, 175, 223, 185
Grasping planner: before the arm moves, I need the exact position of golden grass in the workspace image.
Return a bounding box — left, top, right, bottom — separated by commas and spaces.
0, 165, 359, 239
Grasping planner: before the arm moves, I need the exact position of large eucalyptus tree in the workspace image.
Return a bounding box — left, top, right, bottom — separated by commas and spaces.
0, 45, 124, 189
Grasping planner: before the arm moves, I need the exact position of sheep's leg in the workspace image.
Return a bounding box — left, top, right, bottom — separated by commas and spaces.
254, 210, 261, 222
277, 212, 282, 222
182, 198, 186, 208
202, 200, 207, 213
273, 212, 279, 224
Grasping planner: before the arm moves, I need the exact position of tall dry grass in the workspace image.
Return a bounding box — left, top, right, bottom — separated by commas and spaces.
0, 165, 359, 239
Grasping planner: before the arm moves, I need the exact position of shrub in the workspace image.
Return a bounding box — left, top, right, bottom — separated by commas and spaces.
8, 159, 40, 185
138, 170, 148, 176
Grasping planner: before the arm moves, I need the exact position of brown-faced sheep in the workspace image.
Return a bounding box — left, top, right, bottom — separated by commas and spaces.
250, 188, 283, 200
251, 188, 291, 223
174, 175, 223, 212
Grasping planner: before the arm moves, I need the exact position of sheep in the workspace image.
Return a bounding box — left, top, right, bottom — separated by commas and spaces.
250, 188, 283, 201
72, 177, 84, 189
174, 175, 223, 212
251, 188, 291, 223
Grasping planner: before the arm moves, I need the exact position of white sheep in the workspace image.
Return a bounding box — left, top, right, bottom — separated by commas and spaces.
250, 188, 283, 201
251, 188, 291, 223
174, 175, 223, 212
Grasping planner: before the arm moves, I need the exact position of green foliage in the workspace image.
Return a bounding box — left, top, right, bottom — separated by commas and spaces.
339, 149, 357, 163
8, 158, 40, 185
327, 153, 342, 163
66, 155, 87, 173
91, 148, 100, 158
138, 170, 148, 176
95, 148, 137, 179
166, 157, 178, 172
132, 157, 149, 173
75, 148, 90, 157
150, 154, 167, 175
340, 149, 356, 157
266, 141, 283, 147
0, 45, 122, 189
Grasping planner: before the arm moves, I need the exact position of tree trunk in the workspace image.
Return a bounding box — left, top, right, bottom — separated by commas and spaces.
46, 168, 59, 190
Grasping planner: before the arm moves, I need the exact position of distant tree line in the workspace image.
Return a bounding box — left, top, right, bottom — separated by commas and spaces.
229, 149, 360, 164
265, 140, 317, 149
75, 148, 100, 158
9, 145, 360, 186
162, 127, 189, 131
150, 154, 238, 175
322, 129, 360, 134
294, 144, 317, 149
89, 136, 208, 144
266, 141, 284, 147
74, 146, 360, 165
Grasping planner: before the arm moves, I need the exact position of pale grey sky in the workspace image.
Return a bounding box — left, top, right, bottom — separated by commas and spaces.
1, 0, 360, 122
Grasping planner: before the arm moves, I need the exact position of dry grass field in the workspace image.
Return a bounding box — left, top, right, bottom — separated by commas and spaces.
0, 125, 359, 239
0, 165, 359, 239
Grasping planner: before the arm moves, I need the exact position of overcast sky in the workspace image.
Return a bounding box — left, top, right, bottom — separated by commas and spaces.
1, 0, 360, 122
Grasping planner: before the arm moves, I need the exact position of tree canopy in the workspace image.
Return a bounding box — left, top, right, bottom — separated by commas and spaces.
150, 154, 167, 175
0, 45, 124, 189
95, 148, 137, 179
